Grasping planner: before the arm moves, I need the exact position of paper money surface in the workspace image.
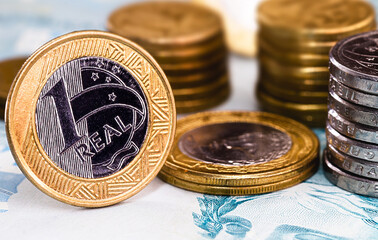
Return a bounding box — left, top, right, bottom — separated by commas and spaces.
0, 0, 377, 239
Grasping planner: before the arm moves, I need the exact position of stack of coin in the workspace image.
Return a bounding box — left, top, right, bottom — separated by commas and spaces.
324, 31, 378, 197
107, 1, 230, 113
256, 0, 375, 127
159, 111, 319, 195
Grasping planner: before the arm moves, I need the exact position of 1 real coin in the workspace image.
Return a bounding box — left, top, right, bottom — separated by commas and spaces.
159, 111, 319, 193
6, 31, 176, 207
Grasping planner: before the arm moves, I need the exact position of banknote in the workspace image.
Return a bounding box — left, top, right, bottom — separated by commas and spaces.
1, 0, 378, 239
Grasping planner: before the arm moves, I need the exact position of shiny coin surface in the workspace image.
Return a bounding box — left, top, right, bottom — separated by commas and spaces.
326, 124, 378, 162
328, 109, 378, 144
330, 31, 378, 96
327, 145, 378, 180
107, 1, 222, 46
6, 31, 176, 207
159, 111, 319, 194
323, 150, 378, 197
329, 77, 378, 109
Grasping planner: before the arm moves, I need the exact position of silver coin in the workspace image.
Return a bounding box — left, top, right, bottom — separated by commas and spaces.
328, 109, 378, 144
323, 149, 378, 197
328, 90, 378, 127
326, 124, 378, 162
329, 31, 378, 96
329, 76, 378, 109
327, 144, 378, 180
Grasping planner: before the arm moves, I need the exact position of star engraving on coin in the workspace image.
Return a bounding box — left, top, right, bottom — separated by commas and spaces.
91, 72, 99, 81
108, 92, 117, 102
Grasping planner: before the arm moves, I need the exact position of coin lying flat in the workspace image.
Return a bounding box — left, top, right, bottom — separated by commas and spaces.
324, 149, 378, 197
159, 111, 319, 194
6, 31, 176, 207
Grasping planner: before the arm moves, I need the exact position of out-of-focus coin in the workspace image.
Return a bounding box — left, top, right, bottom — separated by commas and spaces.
259, 79, 328, 104
0, 57, 27, 118
6, 31, 176, 207
328, 91, 377, 128
327, 145, 378, 180
159, 111, 319, 194
329, 77, 378, 109
326, 124, 378, 162
328, 109, 378, 144
258, 0, 375, 41
107, 1, 222, 46
330, 31, 378, 96
323, 149, 378, 197
257, 88, 327, 127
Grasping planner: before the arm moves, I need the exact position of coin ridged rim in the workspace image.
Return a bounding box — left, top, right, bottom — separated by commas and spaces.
323, 150, 378, 197
5, 31, 176, 207
162, 111, 319, 178
159, 161, 318, 195
328, 109, 378, 144
327, 145, 378, 180
326, 124, 378, 162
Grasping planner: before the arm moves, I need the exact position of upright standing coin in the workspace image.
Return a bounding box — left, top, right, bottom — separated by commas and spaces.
159, 111, 319, 195
6, 31, 176, 207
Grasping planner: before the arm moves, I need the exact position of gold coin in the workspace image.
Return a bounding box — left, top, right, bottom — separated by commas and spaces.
159, 161, 318, 195
258, 0, 375, 41
258, 39, 330, 67
6, 31, 176, 207
259, 55, 329, 80
107, 1, 222, 46
257, 88, 327, 127
0, 57, 27, 118
258, 79, 328, 104
175, 86, 230, 113
159, 111, 319, 193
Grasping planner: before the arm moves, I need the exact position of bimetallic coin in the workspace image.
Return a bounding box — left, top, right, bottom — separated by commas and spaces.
328, 145, 378, 180
159, 111, 319, 194
330, 76, 378, 109
6, 31, 176, 207
323, 150, 378, 197
326, 124, 378, 162
328, 109, 378, 144
107, 2, 222, 46
328, 91, 377, 127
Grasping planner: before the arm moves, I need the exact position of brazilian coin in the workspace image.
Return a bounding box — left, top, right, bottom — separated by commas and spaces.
327, 145, 378, 180
326, 124, 378, 162
329, 31, 378, 96
328, 109, 378, 144
159, 111, 319, 193
6, 31, 176, 207
323, 149, 378, 197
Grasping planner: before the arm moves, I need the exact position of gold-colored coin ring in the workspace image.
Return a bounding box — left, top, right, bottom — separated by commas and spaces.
6, 31, 176, 207
258, 79, 328, 104
257, 0, 375, 40
163, 111, 319, 178
260, 68, 328, 92
259, 55, 329, 80
175, 87, 230, 113
256, 88, 327, 127
258, 40, 329, 67
159, 160, 319, 195
107, 1, 222, 47
160, 154, 318, 187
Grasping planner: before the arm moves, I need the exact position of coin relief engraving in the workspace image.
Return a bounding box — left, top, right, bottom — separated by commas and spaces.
179, 122, 292, 165
35, 57, 149, 178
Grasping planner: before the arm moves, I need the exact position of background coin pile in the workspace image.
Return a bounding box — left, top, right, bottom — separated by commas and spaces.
159, 111, 319, 195
324, 31, 378, 197
107, 1, 230, 113
256, 0, 376, 127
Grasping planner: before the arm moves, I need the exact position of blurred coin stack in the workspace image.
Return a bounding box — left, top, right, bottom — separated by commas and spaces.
324, 31, 378, 197
107, 1, 230, 113
256, 0, 375, 127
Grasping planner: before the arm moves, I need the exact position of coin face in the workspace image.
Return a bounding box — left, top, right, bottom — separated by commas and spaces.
179, 122, 292, 165
6, 31, 176, 207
